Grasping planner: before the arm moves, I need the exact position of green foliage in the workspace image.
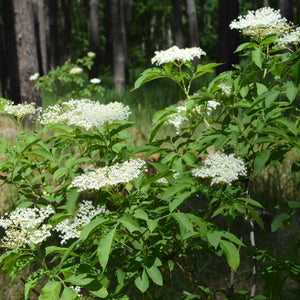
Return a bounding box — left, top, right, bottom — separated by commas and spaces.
34, 53, 105, 103
0, 20, 300, 300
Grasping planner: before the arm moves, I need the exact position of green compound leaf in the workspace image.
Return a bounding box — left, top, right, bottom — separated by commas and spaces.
39, 280, 62, 300
134, 269, 149, 293
271, 213, 293, 232
9, 255, 35, 282
119, 214, 140, 233
64, 273, 94, 286
24, 268, 47, 300
146, 265, 163, 286
132, 68, 166, 91
172, 212, 194, 232
253, 149, 272, 177
252, 47, 263, 70
220, 240, 240, 271
60, 286, 78, 300
97, 225, 117, 271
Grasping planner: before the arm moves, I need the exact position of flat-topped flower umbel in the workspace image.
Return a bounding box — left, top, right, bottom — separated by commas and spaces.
230, 7, 289, 38
39, 99, 131, 130
54, 200, 108, 244
276, 26, 300, 48
0, 205, 54, 249
192, 153, 247, 186
69, 159, 147, 191
4, 101, 36, 119
151, 45, 206, 65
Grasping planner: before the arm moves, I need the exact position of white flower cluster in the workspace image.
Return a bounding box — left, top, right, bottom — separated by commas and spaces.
70, 285, 82, 297
151, 45, 206, 65
39, 99, 131, 130
218, 83, 233, 97
3, 101, 36, 119
87, 51, 96, 58
0, 205, 54, 249
90, 78, 101, 84
54, 200, 108, 244
192, 153, 247, 186
230, 7, 289, 38
29, 73, 40, 81
167, 100, 219, 134
155, 171, 180, 185
69, 67, 83, 75
276, 26, 300, 47
69, 159, 146, 191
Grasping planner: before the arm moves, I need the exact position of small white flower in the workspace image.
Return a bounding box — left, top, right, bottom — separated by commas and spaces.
69, 159, 147, 191
90, 78, 101, 84
151, 46, 206, 65
38, 99, 131, 130
29, 73, 40, 81
166, 99, 219, 134
276, 26, 300, 47
230, 7, 289, 38
70, 285, 82, 297
218, 84, 233, 97
0, 205, 54, 249
70, 67, 83, 75
54, 200, 109, 244
4, 101, 36, 118
192, 153, 247, 185
87, 51, 96, 58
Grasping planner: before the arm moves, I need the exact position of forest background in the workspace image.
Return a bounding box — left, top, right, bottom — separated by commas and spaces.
0, 0, 300, 105
0, 0, 300, 299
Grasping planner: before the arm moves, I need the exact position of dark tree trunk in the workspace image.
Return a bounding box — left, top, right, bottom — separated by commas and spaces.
32, 1, 43, 76
263, 0, 269, 6
61, 0, 71, 63
0, 0, 7, 97
186, 0, 200, 47
199, 0, 205, 31
104, 0, 113, 67
48, 0, 59, 69
252, 0, 259, 10
216, 0, 239, 74
37, 0, 48, 75
89, 0, 100, 77
2, 1, 19, 102
278, 0, 293, 22
120, 0, 132, 83
12, 0, 41, 105
110, 0, 130, 92
297, 0, 300, 25
173, 0, 185, 48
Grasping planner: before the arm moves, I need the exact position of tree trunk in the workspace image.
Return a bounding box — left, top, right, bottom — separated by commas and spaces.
61, 0, 71, 64
263, 0, 269, 6
110, 0, 130, 92
278, 0, 293, 22
2, 1, 20, 102
104, 0, 113, 67
199, 0, 205, 31
12, 0, 41, 105
89, 0, 100, 77
0, 1, 7, 96
48, 0, 59, 69
252, 0, 259, 10
173, 0, 185, 48
37, 0, 48, 75
32, 1, 43, 76
120, 0, 132, 83
216, 0, 239, 74
297, 0, 300, 25
186, 0, 200, 47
